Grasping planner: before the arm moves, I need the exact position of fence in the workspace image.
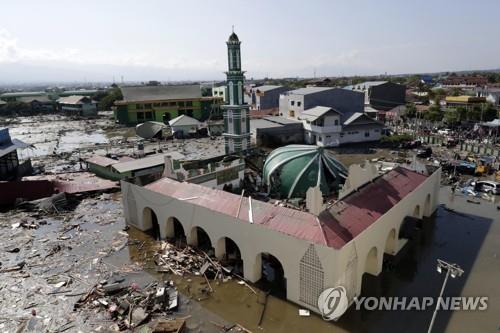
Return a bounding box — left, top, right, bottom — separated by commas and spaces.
420, 135, 500, 157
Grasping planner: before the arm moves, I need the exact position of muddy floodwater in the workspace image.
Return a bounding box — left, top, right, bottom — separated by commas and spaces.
0, 187, 499, 332
108, 188, 499, 333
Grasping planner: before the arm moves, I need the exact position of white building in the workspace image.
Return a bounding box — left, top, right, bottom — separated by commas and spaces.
121, 157, 441, 316
168, 115, 201, 137
300, 106, 384, 147
212, 86, 227, 103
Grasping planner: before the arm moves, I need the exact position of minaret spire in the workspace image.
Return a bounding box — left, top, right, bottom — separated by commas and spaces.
221, 30, 250, 154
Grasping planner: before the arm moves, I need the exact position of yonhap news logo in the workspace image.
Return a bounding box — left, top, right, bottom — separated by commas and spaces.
317, 286, 349, 321
317, 286, 488, 321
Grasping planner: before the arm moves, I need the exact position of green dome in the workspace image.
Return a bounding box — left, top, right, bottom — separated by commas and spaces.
263, 145, 348, 199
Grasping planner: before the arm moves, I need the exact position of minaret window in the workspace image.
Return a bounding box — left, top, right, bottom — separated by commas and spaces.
238, 82, 243, 104
229, 82, 234, 105
236, 50, 240, 68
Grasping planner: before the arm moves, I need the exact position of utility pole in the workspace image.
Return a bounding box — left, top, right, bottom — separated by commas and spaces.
427, 259, 464, 333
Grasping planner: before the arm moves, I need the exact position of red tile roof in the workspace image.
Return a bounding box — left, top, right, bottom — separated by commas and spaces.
144, 167, 428, 249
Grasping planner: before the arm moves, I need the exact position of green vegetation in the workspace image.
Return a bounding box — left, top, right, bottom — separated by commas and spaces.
93, 86, 123, 111
380, 133, 413, 146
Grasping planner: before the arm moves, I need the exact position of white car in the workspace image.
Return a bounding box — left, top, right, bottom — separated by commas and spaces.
438, 129, 452, 135
475, 181, 500, 195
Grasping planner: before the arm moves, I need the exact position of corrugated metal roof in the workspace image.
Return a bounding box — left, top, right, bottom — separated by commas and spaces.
169, 115, 201, 127
0, 138, 30, 158
57, 95, 92, 104
300, 106, 339, 121
323, 167, 428, 247
17, 96, 51, 103
286, 87, 333, 95
119, 85, 201, 103
143, 167, 428, 249
113, 152, 185, 174
262, 116, 301, 124
145, 177, 329, 246
253, 85, 283, 92
86, 155, 119, 167
344, 81, 387, 91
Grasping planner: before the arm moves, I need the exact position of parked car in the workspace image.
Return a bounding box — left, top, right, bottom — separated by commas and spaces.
416, 147, 432, 158
400, 140, 422, 149
473, 181, 500, 195
438, 128, 452, 135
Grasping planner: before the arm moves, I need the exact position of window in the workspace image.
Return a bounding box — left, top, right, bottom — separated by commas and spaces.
178, 110, 185, 116
374, 129, 380, 132
153, 103, 160, 107
145, 112, 153, 120
365, 131, 370, 137
334, 119, 339, 126
136, 104, 143, 110
144, 103, 152, 109
186, 101, 193, 107
297, 101, 301, 107
289, 110, 295, 117
168, 101, 176, 107
291, 101, 295, 106
161, 102, 168, 107
186, 109, 193, 117
326, 135, 331, 138
178, 101, 185, 107
318, 136, 322, 142
137, 112, 144, 120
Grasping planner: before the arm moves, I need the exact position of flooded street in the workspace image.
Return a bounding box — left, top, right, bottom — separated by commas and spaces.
1, 114, 499, 332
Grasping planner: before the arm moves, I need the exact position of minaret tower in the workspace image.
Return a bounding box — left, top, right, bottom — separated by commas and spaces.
222, 29, 251, 154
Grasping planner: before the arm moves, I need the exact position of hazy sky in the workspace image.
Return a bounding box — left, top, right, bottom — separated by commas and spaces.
1, 0, 499, 83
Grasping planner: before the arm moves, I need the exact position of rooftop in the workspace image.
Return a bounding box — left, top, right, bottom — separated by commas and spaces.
112, 152, 185, 174
285, 87, 333, 95
300, 106, 339, 121
57, 95, 93, 104
322, 167, 428, 247
253, 85, 283, 93
144, 166, 428, 249
344, 81, 388, 90
169, 114, 201, 127
118, 85, 202, 103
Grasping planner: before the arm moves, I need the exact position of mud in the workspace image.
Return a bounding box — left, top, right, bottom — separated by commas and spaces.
5, 113, 226, 174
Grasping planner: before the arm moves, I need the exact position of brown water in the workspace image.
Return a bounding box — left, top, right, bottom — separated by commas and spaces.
107, 188, 500, 333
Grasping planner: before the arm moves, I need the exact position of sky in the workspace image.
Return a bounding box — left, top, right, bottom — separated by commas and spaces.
0, 0, 499, 83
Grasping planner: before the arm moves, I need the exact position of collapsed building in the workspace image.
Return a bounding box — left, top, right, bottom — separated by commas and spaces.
121, 146, 440, 316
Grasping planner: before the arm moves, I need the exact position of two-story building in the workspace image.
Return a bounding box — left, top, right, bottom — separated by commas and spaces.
279, 87, 364, 120
300, 106, 384, 146
114, 85, 223, 125
57, 95, 97, 116
301, 106, 342, 146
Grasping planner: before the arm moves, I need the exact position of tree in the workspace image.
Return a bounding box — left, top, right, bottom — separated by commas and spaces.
98, 87, 123, 111
483, 104, 498, 122
405, 103, 417, 118
425, 104, 443, 122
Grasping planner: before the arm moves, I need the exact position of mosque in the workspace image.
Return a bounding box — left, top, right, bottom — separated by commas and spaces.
121, 31, 441, 316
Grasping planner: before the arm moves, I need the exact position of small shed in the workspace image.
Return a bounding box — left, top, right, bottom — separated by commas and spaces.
168, 115, 201, 137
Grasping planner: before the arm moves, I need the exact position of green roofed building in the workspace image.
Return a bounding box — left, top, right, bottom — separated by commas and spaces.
263, 144, 348, 199
114, 84, 223, 125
